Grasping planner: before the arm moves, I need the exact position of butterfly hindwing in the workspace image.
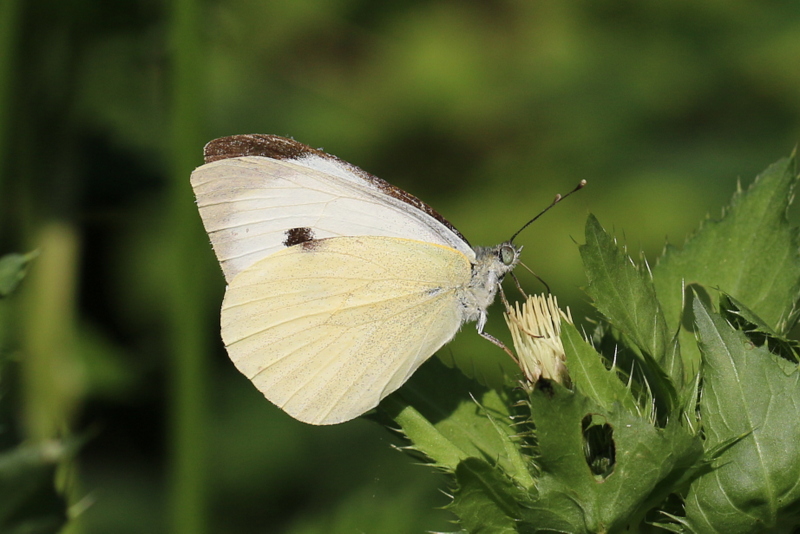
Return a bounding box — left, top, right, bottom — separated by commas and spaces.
220, 235, 472, 424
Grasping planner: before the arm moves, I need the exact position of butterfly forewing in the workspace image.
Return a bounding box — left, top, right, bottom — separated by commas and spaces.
191, 136, 474, 282
220, 236, 472, 424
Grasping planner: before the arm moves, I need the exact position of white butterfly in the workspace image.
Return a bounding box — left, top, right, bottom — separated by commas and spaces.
192, 134, 531, 425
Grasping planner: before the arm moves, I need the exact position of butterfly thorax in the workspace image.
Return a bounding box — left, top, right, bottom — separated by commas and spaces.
458, 243, 521, 329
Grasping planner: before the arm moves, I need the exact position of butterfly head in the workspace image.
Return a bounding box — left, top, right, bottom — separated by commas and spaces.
460, 242, 521, 327
473, 242, 521, 286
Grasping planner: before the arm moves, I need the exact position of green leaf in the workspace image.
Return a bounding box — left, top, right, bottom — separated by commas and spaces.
379, 358, 534, 488
518, 380, 703, 533
580, 215, 680, 418
685, 297, 800, 533
0, 442, 68, 534
561, 321, 641, 417
653, 156, 800, 375
450, 458, 526, 534
0, 252, 38, 298
581, 215, 671, 364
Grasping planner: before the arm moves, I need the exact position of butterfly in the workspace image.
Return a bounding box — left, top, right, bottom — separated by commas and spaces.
191, 134, 581, 425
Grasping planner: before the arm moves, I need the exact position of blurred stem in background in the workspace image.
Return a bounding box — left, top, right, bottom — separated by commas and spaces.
20, 222, 84, 534
8, 2, 88, 531
168, 0, 209, 532
21, 223, 83, 441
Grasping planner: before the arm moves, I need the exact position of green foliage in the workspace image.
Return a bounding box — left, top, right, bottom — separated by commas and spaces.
382, 154, 800, 532
378, 359, 533, 488
0, 442, 69, 534
684, 297, 800, 533
582, 214, 681, 422
0, 252, 37, 298
0, 253, 68, 534
653, 156, 800, 377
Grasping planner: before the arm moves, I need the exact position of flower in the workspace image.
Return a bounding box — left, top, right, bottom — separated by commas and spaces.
504, 293, 572, 386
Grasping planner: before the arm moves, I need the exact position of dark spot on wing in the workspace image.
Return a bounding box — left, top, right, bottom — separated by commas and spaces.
284, 227, 315, 247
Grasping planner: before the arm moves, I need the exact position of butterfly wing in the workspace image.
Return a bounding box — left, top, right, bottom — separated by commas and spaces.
191, 134, 474, 282
221, 235, 472, 425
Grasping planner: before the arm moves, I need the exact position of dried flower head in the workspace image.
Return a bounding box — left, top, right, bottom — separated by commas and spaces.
504, 293, 573, 387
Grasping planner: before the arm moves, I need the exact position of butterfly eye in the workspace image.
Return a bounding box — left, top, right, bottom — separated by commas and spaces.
500, 244, 516, 266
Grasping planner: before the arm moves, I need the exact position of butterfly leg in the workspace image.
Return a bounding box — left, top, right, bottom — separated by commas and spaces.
476, 312, 519, 364
510, 272, 528, 298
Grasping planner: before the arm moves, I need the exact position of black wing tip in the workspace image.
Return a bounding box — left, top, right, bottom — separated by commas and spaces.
203, 134, 320, 164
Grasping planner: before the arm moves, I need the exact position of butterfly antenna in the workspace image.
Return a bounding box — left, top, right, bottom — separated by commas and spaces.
509, 179, 587, 243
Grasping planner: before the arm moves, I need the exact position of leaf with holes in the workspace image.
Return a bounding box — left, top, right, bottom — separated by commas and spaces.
515, 379, 703, 533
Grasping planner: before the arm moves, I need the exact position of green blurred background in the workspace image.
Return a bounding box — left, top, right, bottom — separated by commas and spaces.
1, 0, 799, 532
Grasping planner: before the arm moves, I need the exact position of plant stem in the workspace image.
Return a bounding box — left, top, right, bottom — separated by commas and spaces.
167, 0, 208, 532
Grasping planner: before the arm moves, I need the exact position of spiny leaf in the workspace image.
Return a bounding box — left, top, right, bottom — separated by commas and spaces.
520, 380, 703, 533
561, 321, 640, 417
580, 215, 680, 418
653, 155, 800, 375
450, 458, 526, 534
685, 297, 800, 533
581, 215, 670, 365
380, 358, 534, 487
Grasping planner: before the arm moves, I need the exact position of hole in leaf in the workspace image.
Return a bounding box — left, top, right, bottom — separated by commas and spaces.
582, 414, 615, 480
536, 378, 555, 398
